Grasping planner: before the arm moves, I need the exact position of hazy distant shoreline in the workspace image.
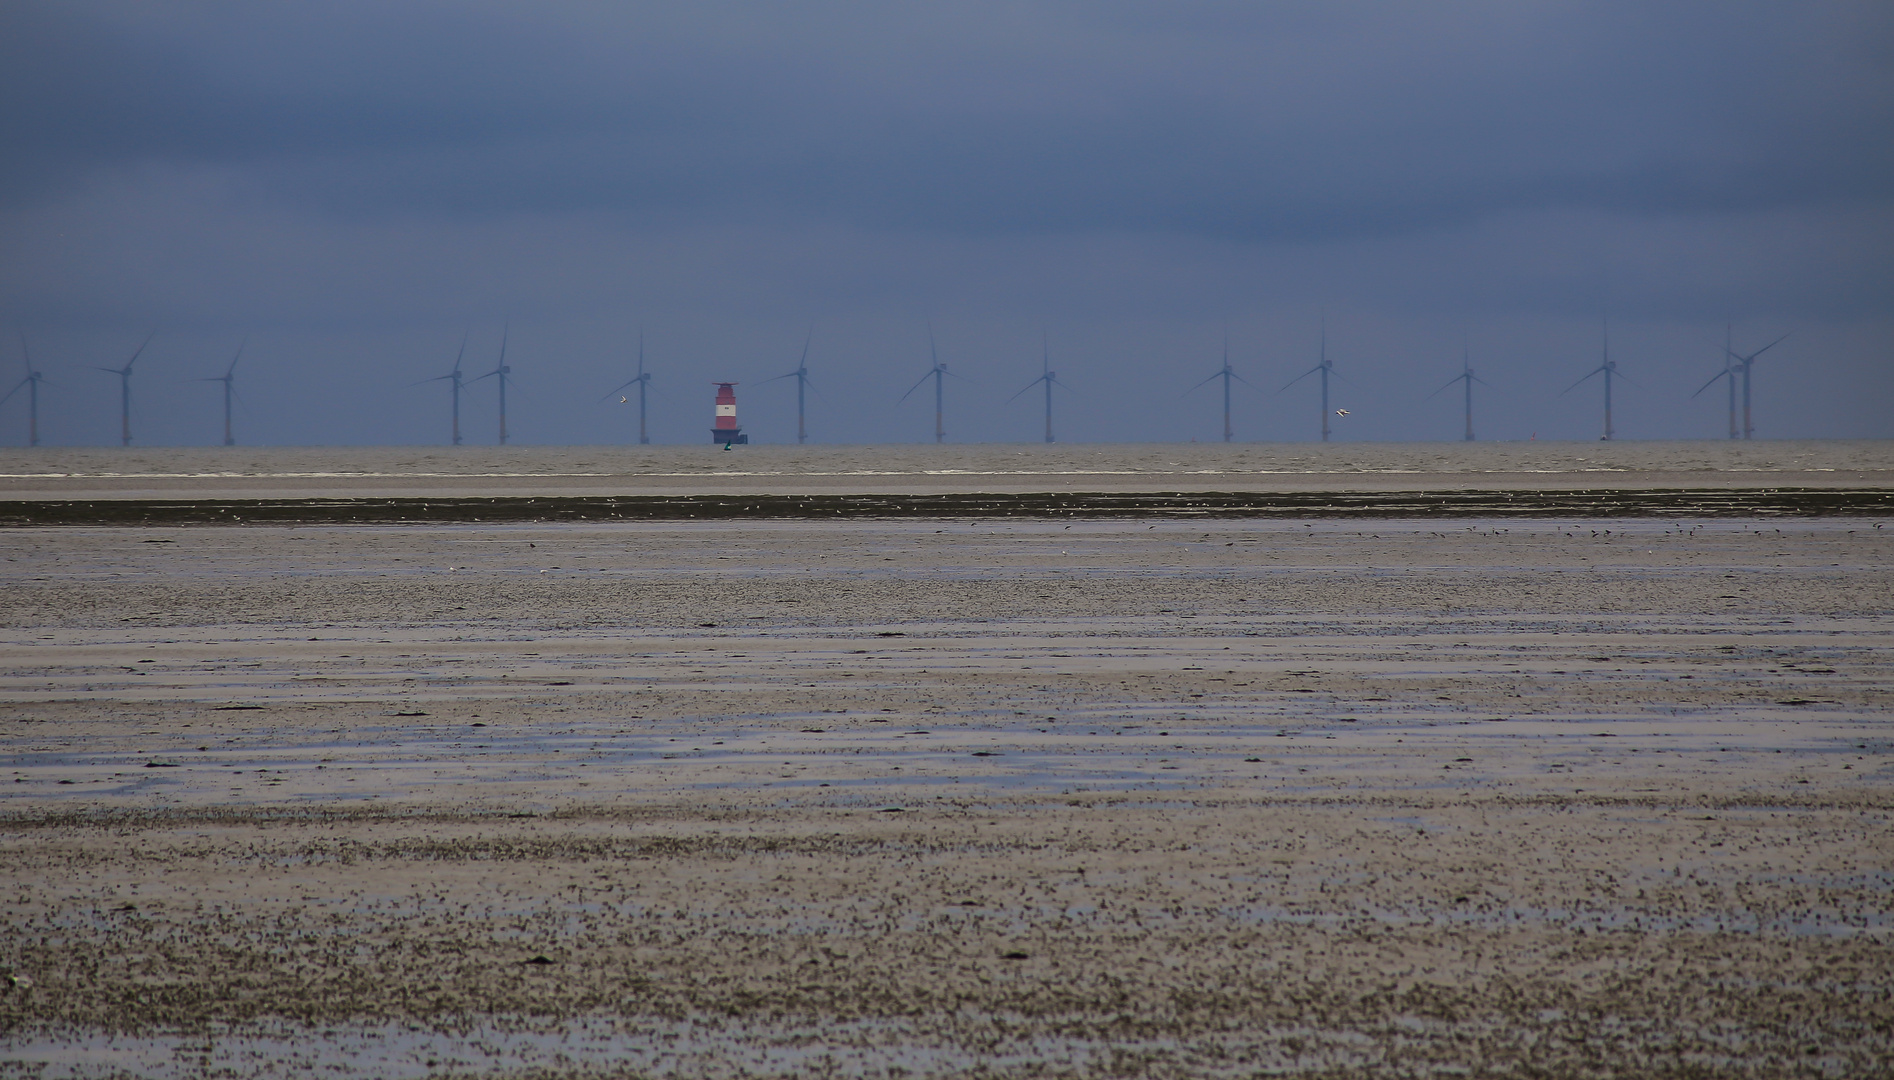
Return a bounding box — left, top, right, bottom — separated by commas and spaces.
1, 441, 1889, 508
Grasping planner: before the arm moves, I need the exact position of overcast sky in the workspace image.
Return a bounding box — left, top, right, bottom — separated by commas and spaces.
1, 1, 1889, 447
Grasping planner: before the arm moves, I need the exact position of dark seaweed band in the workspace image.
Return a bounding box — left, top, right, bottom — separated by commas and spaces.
1, 487, 1889, 524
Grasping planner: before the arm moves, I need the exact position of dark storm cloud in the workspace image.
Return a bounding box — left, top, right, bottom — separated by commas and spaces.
1, 2, 1890, 447
5, 2, 1889, 240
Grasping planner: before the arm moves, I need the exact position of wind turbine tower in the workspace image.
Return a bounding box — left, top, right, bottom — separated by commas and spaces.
201, 339, 243, 446
605, 330, 654, 444
95, 332, 155, 447
1691, 325, 1743, 439
1281, 321, 1341, 442
1009, 334, 1069, 443
760, 330, 815, 443
411, 333, 470, 444
899, 327, 954, 443
1187, 335, 1255, 442
1426, 347, 1489, 442
2, 333, 47, 447
1727, 330, 1789, 440
472, 325, 512, 445
1563, 321, 1626, 441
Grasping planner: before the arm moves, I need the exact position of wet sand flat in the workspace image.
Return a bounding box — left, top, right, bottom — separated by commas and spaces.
1, 519, 1891, 1077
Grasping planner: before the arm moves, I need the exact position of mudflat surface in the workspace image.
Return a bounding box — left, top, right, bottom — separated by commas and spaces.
1, 519, 1891, 1077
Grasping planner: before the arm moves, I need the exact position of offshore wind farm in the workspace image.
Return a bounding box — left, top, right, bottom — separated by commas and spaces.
0, 316, 1855, 450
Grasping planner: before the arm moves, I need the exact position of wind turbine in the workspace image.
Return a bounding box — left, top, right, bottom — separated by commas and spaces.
1008, 333, 1071, 443
1186, 333, 1257, 442
603, 330, 654, 445
1, 332, 47, 447
1691, 324, 1743, 439
1426, 346, 1490, 442
199, 339, 244, 446
1281, 319, 1346, 442
94, 332, 155, 447
1726, 329, 1790, 440
409, 332, 470, 445
470, 324, 512, 445
759, 329, 815, 444
1563, 320, 1633, 441
898, 325, 957, 443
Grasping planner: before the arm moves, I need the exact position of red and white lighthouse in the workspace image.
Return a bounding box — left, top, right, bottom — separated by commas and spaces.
711, 382, 747, 445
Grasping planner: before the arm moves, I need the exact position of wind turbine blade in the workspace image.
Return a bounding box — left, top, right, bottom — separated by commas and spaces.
1279, 363, 1323, 392
0, 377, 27, 408
225, 338, 246, 377
799, 329, 812, 368
1746, 331, 1793, 362
404, 373, 457, 388
1184, 370, 1223, 393
1229, 372, 1263, 391
601, 378, 643, 400
453, 329, 468, 374
123, 330, 157, 372
756, 371, 797, 386
1689, 368, 1731, 399
1560, 366, 1606, 395
1006, 376, 1046, 403
1422, 373, 1465, 401
897, 368, 935, 403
